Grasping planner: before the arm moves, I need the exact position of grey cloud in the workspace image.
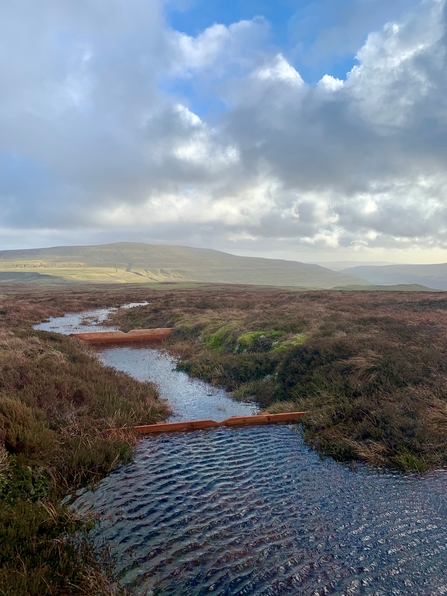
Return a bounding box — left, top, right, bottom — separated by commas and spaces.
297, 201, 319, 224
1, 0, 447, 257
336, 200, 446, 239
216, 1, 447, 248
0, 0, 248, 229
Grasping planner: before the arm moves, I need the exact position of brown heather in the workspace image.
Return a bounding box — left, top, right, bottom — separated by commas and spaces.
0, 284, 170, 596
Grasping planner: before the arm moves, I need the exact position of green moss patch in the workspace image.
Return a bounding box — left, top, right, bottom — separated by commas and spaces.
234, 330, 284, 353
273, 333, 310, 352
206, 323, 239, 353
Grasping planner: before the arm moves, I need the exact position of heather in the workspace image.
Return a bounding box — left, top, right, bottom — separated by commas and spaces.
0, 285, 170, 595
108, 286, 447, 472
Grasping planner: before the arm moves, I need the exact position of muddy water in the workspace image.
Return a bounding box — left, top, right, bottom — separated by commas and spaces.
36, 309, 447, 595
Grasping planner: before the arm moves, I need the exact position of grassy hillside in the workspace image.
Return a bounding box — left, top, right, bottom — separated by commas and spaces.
333, 284, 435, 292
0, 242, 370, 289
343, 263, 447, 291
314, 260, 395, 271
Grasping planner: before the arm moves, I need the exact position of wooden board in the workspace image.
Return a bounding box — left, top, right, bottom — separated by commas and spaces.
222, 412, 307, 427
131, 412, 307, 434
134, 420, 220, 434
72, 328, 173, 343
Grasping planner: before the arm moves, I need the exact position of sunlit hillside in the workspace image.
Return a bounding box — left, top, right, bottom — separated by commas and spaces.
0, 242, 371, 289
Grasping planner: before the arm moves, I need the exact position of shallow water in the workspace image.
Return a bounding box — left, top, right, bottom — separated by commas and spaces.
37, 308, 447, 595
35, 302, 148, 334
95, 346, 257, 422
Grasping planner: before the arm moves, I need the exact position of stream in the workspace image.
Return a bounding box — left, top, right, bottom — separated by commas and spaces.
36, 307, 447, 595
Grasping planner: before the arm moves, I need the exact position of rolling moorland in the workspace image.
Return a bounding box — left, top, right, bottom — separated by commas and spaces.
108, 285, 447, 472
0, 242, 371, 289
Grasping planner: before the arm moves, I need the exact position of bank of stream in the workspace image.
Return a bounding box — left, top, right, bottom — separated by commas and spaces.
36, 308, 447, 596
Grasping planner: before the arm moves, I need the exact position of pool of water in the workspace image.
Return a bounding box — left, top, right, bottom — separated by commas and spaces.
76, 428, 447, 596
36, 308, 447, 595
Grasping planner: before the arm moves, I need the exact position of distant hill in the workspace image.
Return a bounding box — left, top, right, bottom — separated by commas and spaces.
0, 242, 370, 289
314, 261, 395, 272
343, 263, 447, 291
0, 271, 65, 284
333, 284, 435, 292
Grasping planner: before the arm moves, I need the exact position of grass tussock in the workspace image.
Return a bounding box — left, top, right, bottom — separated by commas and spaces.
0, 285, 170, 595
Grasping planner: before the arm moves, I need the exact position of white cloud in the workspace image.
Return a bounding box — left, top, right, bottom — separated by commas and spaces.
256, 54, 304, 86
1, 0, 447, 262
170, 106, 239, 170
317, 74, 344, 91
170, 18, 270, 77
346, 1, 446, 128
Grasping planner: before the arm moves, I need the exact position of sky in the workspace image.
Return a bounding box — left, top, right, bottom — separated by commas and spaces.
1, 0, 447, 264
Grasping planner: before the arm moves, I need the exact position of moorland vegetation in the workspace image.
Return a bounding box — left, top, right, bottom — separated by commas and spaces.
108, 285, 447, 473
0, 285, 170, 595
2, 282, 447, 594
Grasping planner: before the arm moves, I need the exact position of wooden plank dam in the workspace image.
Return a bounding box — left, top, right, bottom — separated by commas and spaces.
132, 412, 308, 434
72, 328, 173, 344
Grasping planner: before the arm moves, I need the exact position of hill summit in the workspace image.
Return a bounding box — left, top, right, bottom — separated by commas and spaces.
0, 242, 370, 289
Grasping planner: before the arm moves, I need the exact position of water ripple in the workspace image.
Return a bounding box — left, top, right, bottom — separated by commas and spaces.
75, 425, 447, 595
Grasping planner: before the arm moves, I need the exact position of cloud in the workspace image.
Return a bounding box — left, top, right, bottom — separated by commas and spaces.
219, 0, 447, 249
287, 0, 422, 72
170, 17, 270, 76
0, 0, 446, 259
